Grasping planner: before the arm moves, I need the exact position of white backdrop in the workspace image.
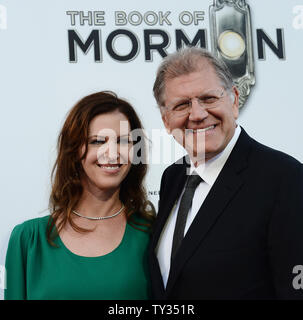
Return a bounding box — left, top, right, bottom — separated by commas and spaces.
1, 0, 303, 299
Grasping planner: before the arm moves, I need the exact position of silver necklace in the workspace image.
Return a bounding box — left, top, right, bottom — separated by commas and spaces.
72, 204, 124, 221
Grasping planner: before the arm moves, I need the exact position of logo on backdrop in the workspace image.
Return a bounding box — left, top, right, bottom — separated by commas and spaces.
209, 0, 255, 108
66, 0, 286, 108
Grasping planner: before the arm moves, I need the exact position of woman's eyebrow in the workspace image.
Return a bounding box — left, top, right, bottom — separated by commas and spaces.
88, 134, 130, 139
88, 135, 106, 139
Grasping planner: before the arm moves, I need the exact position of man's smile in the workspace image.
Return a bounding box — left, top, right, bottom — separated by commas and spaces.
185, 124, 217, 134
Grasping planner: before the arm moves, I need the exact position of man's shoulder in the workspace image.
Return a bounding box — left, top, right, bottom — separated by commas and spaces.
238, 129, 302, 177
249, 135, 301, 168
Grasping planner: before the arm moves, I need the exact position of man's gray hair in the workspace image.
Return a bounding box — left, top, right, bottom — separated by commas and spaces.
153, 47, 234, 107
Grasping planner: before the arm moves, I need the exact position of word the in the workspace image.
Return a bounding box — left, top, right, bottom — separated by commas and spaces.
0, 5, 7, 30
67, 11, 105, 26
292, 265, 303, 289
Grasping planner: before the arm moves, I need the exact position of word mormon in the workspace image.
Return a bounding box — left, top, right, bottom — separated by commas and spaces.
68, 28, 285, 63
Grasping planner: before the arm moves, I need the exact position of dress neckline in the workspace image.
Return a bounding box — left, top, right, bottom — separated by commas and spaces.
55, 221, 129, 261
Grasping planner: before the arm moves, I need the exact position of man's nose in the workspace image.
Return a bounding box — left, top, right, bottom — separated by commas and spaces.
188, 99, 208, 121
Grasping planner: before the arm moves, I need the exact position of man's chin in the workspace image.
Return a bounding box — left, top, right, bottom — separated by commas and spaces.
185, 144, 206, 163
184, 147, 206, 164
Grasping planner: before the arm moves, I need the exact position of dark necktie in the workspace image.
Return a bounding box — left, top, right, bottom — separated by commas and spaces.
171, 173, 202, 261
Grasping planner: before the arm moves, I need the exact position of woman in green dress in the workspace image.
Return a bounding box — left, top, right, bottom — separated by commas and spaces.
5, 91, 154, 300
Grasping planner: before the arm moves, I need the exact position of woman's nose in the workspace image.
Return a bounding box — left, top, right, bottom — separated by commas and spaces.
98, 141, 119, 164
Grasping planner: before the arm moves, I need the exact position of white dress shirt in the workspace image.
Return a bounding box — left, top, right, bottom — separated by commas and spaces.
156, 125, 241, 287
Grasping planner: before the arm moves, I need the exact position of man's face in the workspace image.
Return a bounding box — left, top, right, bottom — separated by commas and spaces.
162, 59, 239, 163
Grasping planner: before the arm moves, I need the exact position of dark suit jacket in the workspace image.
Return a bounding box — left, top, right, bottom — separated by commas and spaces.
149, 128, 303, 299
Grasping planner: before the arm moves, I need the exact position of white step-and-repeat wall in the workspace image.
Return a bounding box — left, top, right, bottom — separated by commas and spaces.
0, 0, 302, 298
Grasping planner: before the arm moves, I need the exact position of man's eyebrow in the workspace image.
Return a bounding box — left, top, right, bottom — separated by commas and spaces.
169, 97, 190, 105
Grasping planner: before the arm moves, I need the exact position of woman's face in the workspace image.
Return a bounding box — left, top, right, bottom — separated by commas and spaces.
80, 110, 133, 194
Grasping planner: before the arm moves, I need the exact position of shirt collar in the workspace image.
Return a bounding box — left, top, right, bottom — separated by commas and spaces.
189, 125, 241, 186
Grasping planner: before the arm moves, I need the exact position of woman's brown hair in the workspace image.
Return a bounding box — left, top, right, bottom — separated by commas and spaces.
47, 91, 154, 245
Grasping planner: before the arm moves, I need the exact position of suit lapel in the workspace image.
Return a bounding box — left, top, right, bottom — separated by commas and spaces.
165, 129, 252, 296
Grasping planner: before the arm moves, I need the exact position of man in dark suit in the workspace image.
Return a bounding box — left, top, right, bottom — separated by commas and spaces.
149, 47, 303, 299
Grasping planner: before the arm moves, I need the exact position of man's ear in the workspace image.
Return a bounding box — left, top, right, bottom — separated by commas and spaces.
231, 86, 239, 120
